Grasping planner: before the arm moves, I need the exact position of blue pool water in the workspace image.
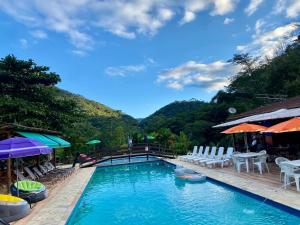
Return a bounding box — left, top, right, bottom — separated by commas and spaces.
97, 156, 158, 166
67, 161, 300, 225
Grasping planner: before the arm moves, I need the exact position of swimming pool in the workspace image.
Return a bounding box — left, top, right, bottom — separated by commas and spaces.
67, 161, 300, 225
96, 155, 158, 166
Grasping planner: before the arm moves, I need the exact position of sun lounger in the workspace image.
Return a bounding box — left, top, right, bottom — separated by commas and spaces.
206, 147, 234, 168
14, 170, 29, 181
186, 146, 204, 162
24, 167, 38, 180
203, 147, 224, 166
196, 147, 217, 165
179, 146, 198, 161
191, 146, 210, 163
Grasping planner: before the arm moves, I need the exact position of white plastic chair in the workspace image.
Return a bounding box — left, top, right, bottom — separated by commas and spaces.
180, 146, 198, 161
192, 146, 210, 163
253, 154, 269, 174
281, 164, 300, 192
232, 153, 246, 173
196, 146, 217, 165
186, 146, 204, 162
203, 147, 224, 166
275, 157, 289, 182
206, 147, 233, 168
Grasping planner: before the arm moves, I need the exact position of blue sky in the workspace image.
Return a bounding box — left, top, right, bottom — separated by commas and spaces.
0, 0, 299, 118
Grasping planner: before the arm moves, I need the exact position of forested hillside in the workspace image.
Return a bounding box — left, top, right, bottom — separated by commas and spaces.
141, 36, 300, 149
1, 35, 300, 155
0, 55, 139, 154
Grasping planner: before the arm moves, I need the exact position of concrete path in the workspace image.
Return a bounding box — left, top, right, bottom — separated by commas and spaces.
13, 166, 95, 225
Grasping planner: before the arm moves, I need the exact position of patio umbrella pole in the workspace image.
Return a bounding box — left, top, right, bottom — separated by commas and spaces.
16, 158, 19, 197
244, 133, 249, 152
7, 158, 11, 193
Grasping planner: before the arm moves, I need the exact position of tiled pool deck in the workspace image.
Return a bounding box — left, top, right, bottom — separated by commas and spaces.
13, 166, 95, 225
12, 158, 300, 225
166, 158, 300, 211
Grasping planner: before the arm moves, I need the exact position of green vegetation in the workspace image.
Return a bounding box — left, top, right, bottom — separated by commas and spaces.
0, 55, 139, 156
1, 35, 300, 156
141, 36, 300, 152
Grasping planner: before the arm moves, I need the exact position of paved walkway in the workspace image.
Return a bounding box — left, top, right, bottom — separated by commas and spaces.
13, 166, 95, 225
166, 158, 300, 211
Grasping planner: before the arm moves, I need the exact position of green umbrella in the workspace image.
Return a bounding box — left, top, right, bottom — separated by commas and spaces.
86, 140, 101, 145
147, 135, 155, 140
86, 140, 101, 155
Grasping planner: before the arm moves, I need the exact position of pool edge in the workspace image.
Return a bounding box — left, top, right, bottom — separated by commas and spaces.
164, 159, 300, 217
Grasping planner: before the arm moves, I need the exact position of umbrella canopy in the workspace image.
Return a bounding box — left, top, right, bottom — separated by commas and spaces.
147, 135, 155, 140
0, 137, 52, 160
221, 123, 267, 134
86, 140, 101, 145
264, 117, 300, 133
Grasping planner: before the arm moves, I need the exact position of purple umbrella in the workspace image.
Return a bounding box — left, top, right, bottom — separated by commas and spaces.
0, 137, 52, 159
0, 137, 52, 196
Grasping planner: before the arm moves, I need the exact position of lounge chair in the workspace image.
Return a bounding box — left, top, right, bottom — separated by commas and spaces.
195, 147, 217, 165
179, 146, 198, 161
206, 147, 234, 168
203, 147, 224, 166
24, 167, 38, 180
191, 146, 210, 163
14, 170, 29, 181
186, 146, 204, 162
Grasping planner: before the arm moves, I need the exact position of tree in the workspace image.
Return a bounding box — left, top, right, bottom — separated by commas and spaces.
0, 55, 82, 130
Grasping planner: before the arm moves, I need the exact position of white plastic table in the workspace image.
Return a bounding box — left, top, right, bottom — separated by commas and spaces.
281, 160, 300, 168
234, 152, 262, 173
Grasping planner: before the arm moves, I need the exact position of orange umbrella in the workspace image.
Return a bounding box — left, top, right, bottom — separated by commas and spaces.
264, 117, 300, 133
221, 123, 267, 134
222, 123, 267, 152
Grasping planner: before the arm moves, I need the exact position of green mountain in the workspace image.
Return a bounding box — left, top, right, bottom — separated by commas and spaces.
0, 55, 139, 155
141, 36, 300, 148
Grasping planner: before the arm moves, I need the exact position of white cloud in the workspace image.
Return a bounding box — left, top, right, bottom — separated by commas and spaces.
0, 0, 239, 53
237, 22, 300, 59
224, 17, 234, 24
19, 38, 28, 49
245, 0, 264, 16
157, 60, 240, 91
287, 0, 300, 17
105, 65, 145, 77
210, 0, 238, 16
31, 30, 48, 39
254, 18, 266, 35
273, 0, 300, 18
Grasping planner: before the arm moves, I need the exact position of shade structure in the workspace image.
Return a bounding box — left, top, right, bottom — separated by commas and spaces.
43, 134, 71, 148
17, 132, 71, 148
264, 117, 300, 133
221, 123, 267, 134
86, 140, 101, 145
0, 137, 52, 160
